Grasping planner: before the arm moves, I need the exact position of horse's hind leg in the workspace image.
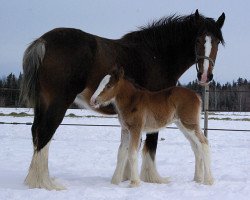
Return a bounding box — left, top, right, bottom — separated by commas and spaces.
25, 96, 72, 190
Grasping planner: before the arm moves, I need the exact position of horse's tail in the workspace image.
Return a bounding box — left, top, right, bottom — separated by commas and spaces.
20, 39, 46, 107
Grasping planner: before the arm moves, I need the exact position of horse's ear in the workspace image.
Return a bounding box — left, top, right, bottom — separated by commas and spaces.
195, 9, 200, 21
216, 12, 225, 29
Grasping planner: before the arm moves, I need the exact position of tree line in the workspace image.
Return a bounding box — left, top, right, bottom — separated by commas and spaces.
185, 78, 250, 112
0, 73, 250, 111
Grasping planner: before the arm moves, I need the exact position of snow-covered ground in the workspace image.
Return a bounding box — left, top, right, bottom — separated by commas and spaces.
0, 108, 249, 200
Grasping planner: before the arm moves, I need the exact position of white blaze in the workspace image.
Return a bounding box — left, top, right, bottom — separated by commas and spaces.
201, 36, 212, 83
91, 75, 111, 101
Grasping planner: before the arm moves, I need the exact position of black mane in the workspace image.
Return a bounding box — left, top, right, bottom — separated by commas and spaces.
122, 13, 224, 48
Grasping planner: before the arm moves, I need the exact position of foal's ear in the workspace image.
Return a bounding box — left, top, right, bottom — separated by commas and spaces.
111, 67, 124, 80
216, 12, 225, 29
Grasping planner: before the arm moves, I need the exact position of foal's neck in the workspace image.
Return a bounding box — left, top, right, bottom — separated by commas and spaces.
115, 79, 140, 107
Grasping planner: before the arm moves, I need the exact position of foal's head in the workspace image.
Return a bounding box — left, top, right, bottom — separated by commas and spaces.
90, 68, 124, 108
194, 10, 225, 85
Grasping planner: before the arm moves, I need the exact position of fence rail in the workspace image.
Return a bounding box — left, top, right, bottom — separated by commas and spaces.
0, 121, 249, 132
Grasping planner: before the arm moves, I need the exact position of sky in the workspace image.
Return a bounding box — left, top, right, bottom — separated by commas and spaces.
0, 0, 249, 84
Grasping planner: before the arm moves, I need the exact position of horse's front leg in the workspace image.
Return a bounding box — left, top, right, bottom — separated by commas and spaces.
140, 133, 169, 184
111, 128, 130, 185
128, 128, 141, 187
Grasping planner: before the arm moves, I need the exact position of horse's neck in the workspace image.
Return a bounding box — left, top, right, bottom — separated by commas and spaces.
124, 26, 198, 82
150, 34, 196, 72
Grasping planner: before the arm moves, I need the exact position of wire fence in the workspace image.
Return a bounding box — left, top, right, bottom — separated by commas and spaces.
0, 121, 250, 132
0, 87, 250, 134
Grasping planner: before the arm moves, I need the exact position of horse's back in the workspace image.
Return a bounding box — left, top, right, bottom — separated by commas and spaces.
40, 28, 98, 96
43, 28, 96, 53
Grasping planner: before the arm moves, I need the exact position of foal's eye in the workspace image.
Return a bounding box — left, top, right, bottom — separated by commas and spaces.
106, 84, 112, 89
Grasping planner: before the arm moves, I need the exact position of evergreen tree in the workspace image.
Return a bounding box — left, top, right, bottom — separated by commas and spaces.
0, 73, 249, 110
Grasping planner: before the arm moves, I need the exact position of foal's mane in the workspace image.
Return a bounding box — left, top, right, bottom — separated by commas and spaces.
122, 13, 225, 49
123, 76, 147, 91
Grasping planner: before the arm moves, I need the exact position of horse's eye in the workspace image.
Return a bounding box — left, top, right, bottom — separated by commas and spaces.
196, 40, 203, 46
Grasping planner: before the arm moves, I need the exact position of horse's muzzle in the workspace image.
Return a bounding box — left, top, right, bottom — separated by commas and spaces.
197, 72, 213, 85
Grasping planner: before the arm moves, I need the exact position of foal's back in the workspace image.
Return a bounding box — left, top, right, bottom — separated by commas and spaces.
142, 86, 201, 131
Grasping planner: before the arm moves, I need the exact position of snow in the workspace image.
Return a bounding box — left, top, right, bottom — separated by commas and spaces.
0, 108, 250, 200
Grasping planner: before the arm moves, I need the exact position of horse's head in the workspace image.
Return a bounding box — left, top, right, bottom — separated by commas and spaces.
90, 67, 124, 108
194, 10, 225, 85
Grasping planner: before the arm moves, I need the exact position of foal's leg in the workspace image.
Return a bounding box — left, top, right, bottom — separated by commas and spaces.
175, 121, 203, 182
140, 133, 169, 183
25, 97, 72, 190
111, 128, 130, 185
176, 121, 213, 185
197, 130, 214, 185
128, 129, 142, 187
191, 141, 204, 183
122, 158, 131, 182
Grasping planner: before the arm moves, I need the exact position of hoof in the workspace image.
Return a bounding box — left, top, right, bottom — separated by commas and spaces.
129, 180, 140, 188
122, 177, 129, 182
111, 175, 122, 185
140, 173, 170, 184
25, 177, 66, 190
204, 177, 214, 185
122, 172, 130, 182
194, 177, 203, 183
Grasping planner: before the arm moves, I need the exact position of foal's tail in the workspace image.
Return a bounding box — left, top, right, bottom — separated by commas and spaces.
20, 39, 46, 107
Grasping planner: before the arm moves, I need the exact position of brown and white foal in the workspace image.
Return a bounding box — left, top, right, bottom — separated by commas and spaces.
90, 68, 214, 187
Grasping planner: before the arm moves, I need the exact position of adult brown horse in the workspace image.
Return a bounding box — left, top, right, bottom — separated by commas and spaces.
21, 10, 225, 190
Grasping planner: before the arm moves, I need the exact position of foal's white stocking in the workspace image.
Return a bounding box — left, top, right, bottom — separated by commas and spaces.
111, 129, 130, 185
128, 131, 141, 187
202, 142, 214, 185
190, 140, 204, 183
25, 142, 65, 190
175, 122, 213, 185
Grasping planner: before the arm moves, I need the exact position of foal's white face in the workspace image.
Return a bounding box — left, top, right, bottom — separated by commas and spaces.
90, 73, 119, 108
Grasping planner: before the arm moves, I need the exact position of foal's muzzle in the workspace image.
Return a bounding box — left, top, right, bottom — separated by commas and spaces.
90, 97, 101, 108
